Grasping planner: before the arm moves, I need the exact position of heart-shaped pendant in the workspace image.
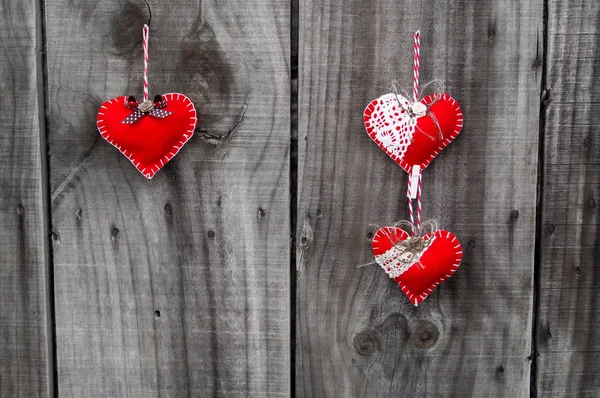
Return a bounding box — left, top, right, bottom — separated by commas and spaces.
363, 93, 462, 173
97, 93, 197, 179
371, 226, 462, 305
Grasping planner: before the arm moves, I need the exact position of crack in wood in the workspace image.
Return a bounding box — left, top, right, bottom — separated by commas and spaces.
197, 103, 248, 145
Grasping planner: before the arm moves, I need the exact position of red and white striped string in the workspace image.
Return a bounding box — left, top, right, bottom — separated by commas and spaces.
142, 24, 150, 102
412, 30, 421, 103
407, 30, 423, 235
407, 183, 415, 231
406, 173, 422, 235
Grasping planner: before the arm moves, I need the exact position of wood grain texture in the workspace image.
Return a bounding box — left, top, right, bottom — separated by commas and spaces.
0, 0, 51, 396
297, 0, 541, 396
536, 1, 600, 396
45, 0, 289, 396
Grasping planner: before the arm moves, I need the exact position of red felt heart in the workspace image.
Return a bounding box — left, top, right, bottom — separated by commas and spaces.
364, 93, 462, 173
371, 226, 462, 305
97, 93, 197, 179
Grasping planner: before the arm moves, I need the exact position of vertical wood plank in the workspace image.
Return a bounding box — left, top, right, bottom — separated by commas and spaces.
45, 0, 289, 396
0, 0, 51, 396
297, 0, 542, 396
536, 1, 600, 396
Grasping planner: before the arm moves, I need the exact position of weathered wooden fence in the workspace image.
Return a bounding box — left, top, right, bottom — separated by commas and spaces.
0, 0, 598, 396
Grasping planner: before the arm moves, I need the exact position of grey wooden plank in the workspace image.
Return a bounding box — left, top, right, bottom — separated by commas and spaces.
297, 0, 542, 396
45, 0, 290, 396
536, 1, 600, 396
0, 0, 51, 396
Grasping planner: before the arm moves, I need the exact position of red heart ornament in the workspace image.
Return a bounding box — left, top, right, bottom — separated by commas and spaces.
364, 93, 462, 173
97, 93, 197, 179
371, 226, 462, 305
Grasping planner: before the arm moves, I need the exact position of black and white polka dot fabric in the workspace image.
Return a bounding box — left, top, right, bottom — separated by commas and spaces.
122, 96, 172, 124
123, 109, 144, 124
150, 108, 171, 119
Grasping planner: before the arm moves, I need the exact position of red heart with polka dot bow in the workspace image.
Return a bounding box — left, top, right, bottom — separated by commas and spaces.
371, 226, 462, 305
363, 93, 462, 173
97, 93, 197, 179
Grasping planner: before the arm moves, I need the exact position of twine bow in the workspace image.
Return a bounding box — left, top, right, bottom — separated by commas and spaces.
122, 95, 172, 124
384, 220, 436, 263
391, 82, 445, 142
357, 220, 438, 269
392, 230, 434, 270
400, 236, 426, 251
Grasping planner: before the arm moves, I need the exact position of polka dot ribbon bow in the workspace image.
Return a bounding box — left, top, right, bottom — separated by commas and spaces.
122, 95, 172, 124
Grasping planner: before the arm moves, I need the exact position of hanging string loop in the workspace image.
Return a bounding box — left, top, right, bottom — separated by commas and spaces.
142, 24, 150, 103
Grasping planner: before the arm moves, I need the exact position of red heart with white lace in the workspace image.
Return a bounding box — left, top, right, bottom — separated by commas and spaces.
97, 93, 197, 179
363, 93, 462, 173
371, 226, 462, 305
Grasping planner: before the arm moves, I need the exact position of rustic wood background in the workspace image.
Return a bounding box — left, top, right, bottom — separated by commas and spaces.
0, 0, 597, 397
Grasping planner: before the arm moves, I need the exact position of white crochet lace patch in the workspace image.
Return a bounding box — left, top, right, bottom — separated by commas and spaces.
364, 93, 416, 161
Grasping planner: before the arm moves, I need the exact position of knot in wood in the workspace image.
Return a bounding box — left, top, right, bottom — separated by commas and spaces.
353, 329, 380, 356
411, 321, 440, 349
